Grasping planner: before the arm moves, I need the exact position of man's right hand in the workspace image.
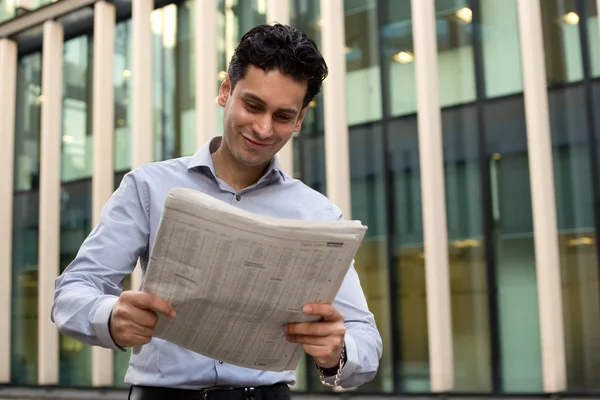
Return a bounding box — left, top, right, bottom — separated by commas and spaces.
109, 291, 176, 348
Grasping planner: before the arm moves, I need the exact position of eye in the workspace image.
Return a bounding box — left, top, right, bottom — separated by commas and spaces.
245, 102, 261, 112
274, 113, 292, 122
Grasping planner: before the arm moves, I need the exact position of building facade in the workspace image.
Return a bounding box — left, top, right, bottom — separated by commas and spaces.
1, 0, 600, 397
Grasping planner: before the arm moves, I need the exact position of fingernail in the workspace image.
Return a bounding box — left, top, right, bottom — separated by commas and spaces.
170, 310, 177, 318
303, 305, 312, 314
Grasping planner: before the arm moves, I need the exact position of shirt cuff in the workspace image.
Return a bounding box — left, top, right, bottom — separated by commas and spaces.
322, 333, 359, 385
91, 296, 126, 352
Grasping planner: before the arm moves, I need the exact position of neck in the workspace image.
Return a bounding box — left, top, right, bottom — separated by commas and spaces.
212, 144, 269, 192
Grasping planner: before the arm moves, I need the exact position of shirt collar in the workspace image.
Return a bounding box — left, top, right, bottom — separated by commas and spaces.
187, 136, 286, 182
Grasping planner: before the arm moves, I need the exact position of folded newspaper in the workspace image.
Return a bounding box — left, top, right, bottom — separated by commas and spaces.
137, 187, 367, 372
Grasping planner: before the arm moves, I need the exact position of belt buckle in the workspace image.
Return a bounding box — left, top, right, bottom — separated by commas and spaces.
244, 387, 256, 400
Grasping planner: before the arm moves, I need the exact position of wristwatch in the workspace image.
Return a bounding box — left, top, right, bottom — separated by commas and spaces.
316, 342, 347, 387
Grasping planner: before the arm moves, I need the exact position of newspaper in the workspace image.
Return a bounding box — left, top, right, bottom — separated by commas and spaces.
137, 187, 367, 372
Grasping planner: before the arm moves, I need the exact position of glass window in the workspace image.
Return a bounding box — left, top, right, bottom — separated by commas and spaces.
387, 115, 429, 392
441, 105, 491, 392
539, 0, 587, 84
348, 123, 393, 393
484, 97, 543, 393
589, 1, 600, 77
480, 0, 523, 97
11, 192, 39, 385
62, 35, 93, 182
11, 53, 42, 385
59, 34, 94, 386
344, 0, 382, 125
114, 20, 133, 173
382, 0, 475, 118
293, 0, 324, 135
550, 86, 600, 393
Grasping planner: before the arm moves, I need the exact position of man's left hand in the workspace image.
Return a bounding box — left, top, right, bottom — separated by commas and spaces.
284, 304, 345, 368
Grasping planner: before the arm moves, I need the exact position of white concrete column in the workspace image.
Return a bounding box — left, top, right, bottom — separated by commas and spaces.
410, 0, 454, 392
91, 0, 116, 386
267, 0, 293, 175
0, 38, 17, 384
195, 0, 218, 147
516, 0, 566, 393
131, 0, 154, 290
320, 0, 351, 219
38, 20, 63, 385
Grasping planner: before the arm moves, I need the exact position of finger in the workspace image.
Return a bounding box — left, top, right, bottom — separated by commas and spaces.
121, 333, 153, 347
129, 292, 176, 318
301, 344, 334, 361
129, 310, 160, 330
303, 304, 343, 322
285, 322, 337, 337
285, 334, 329, 346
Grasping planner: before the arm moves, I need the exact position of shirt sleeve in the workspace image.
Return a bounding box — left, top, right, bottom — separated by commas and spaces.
51, 170, 150, 351
321, 209, 383, 388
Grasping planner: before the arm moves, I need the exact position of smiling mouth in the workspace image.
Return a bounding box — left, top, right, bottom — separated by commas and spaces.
242, 135, 272, 148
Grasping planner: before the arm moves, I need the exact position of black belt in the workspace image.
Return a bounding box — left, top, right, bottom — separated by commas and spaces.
128, 383, 291, 400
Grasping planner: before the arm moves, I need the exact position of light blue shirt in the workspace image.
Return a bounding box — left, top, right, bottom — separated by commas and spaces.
52, 137, 382, 389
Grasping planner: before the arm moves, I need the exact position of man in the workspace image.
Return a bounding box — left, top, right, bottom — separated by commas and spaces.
52, 24, 382, 400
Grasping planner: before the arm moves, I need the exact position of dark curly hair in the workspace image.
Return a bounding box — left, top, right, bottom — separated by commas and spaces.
227, 24, 328, 109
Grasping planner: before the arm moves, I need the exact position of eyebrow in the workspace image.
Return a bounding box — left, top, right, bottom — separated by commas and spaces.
241, 92, 299, 115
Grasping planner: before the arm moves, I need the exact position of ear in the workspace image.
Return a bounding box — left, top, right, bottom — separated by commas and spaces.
217, 73, 231, 107
294, 107, 308, 132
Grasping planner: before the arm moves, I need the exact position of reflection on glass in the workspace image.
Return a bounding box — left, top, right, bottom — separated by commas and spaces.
539, 0, 590, 84
294, 0, 324, 134
11, 193, 39, 385
388, 116, 429, 392
59, 35, 94, 386
348, 124, 393, 393
114, 21, 133, 172
14, 54, 42, 192
11, 53, 42, 385
344, 0, 382, 124
588, 2, 600, 77
480, 0, 523, 97
441, 105, 491, 392
485, 97, 543, 393
382, 0, 475, 118
62, 36, 93, 182
547, 86, 600, 392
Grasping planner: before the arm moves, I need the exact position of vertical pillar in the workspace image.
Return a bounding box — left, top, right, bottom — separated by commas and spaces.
320, 0, 351, 219
131, 0, 154, 290
516, 0, 566, 393
267, 0, 293, 175
195, 0, 218, 147
91, 0, 116, 386
0, 38, 17, 384
38, 20, 63, 385
410, 0, 454, 392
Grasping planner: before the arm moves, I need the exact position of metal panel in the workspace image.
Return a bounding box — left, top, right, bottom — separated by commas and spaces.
516, 0, 566, 393
130, 0, 154, 290
267, 0, 293, 176
0, 0, 96, 38
320, 0, 351, 219
38, 20, 63, 385
0, 37, 17, 384
91, 0, 116, 386
410, 0, 454, 392
195, 0, 218, 147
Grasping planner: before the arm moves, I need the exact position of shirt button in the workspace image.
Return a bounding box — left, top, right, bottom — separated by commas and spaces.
235, 194, 241, 201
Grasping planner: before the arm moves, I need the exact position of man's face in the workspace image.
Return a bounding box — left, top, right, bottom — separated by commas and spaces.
217, 65, 307, 167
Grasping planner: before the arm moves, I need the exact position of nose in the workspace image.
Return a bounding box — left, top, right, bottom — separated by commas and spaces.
252, 113, 273, 139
